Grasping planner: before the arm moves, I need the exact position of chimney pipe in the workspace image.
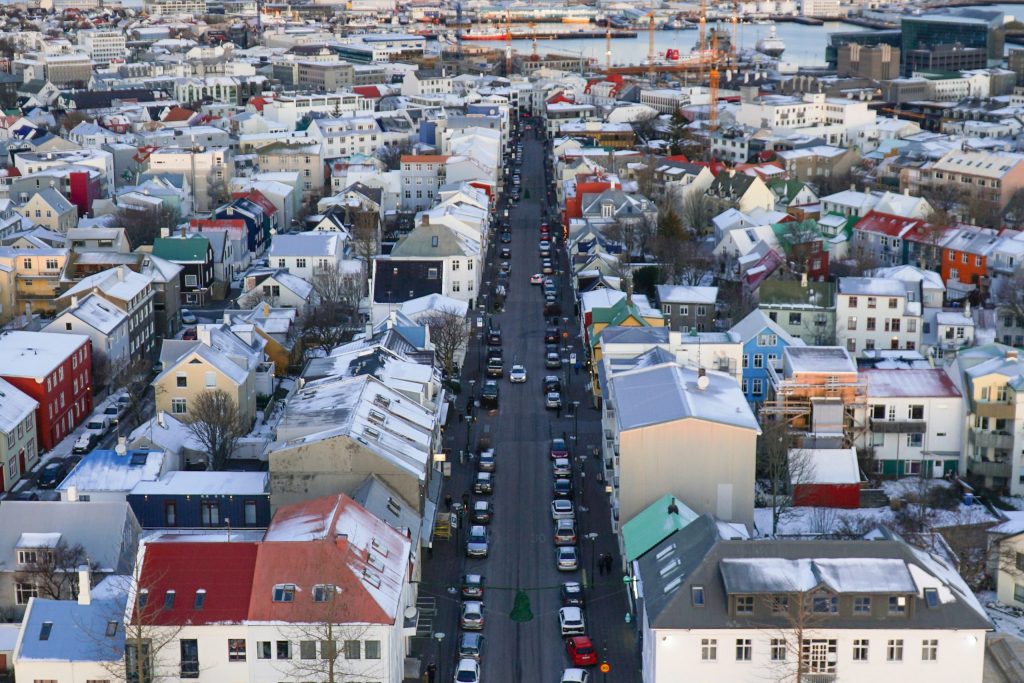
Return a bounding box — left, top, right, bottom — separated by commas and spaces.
66, 485, 78, 502
77, 565, 91, 605
115, 437, 126, 456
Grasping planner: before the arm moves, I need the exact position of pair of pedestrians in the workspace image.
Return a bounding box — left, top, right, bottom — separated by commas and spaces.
596, 553, 614, 576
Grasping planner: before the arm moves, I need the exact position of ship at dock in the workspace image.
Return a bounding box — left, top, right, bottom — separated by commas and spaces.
755, 25, 785, 57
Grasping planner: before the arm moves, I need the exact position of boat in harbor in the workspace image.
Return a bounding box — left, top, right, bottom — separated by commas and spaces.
462, 29, 512, 41
755, 25, 785, 57
562, 16, 591, 24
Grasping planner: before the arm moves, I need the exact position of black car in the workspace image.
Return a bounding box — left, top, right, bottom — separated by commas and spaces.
500, 247, 511, 259
37, 461, 66, 489
554, 478, 574, 498
500, 231, 512, 244
481, 380, 499, 407
544, 376, 562, 396
545, 327, 560, 344
478, 449, 497, 472
471, 500, 494, 524
561, 581, 585, 607
487, 327, 502, 346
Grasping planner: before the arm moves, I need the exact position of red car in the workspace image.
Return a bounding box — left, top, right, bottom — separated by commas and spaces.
550, 438, 569, 459
565, 636, 598, 666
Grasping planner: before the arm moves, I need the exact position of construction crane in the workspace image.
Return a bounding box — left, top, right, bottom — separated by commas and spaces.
505, 8, 513, 76
708, 29, 719, 131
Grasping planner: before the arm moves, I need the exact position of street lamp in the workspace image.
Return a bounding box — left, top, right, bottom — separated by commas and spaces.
433, 632, 446, 683
572, 401, 580, 450
585, 532, 599, 589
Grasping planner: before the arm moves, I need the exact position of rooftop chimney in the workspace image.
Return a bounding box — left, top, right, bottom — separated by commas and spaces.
422, 214, 430, 225
116, 265, 125, 281
262, 302, 270, 317
71, 295, 79, 307
77, 565, 91, 606
800, 272, 808, 288
667, 501, 680, 516
1008, 349, 1019, 361
115, 437, 126, 456
66, 485, 77, 502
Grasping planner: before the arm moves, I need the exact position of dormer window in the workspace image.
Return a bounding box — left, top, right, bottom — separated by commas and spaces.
313, 584, 337, 602
273, 584, 296, 602
924, 588, 939, 608
17, 550, 39, 565
735, 596, 754, 614
138, 589, 149, 609
812, 594, 837, 613
105, 620, 119, 637
888, 595, 907, 615
691, 586, 705, 607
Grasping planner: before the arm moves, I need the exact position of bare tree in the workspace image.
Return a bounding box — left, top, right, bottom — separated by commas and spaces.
776, 220, 823, 275
300, 266, 363, 357
109, 357, 153, 430
605, 215, 656, 263
765, 590, 835, 683
115, 204, 182, 250
184, 389, 246, 470
994, 270, 1024, 329
15, 542, 97, 600
757, 419, 815, 536
651, 235, 713, 287
423, 307, 469, 378
349, 209, 381, 287
375, 139, 413, 171
678, 191, 716, 235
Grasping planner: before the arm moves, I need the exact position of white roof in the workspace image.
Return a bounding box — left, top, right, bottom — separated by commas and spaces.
794, 448, 860, 485
61, 266, 152, 304
0, 377, 36, 434
268, 232, 341, 259
131, 470, 268, 496
58, 449, 164, 494
838, 277, 907, 297
655, 285, 718, 304
0, 331, 89, 379
785, 346, 857, 374
52, 292, 128, 335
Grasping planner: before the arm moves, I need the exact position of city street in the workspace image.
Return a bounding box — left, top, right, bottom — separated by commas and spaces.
413, 124, 641, 682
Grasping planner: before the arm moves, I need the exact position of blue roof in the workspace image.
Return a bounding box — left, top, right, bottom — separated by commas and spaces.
18, 577, 127, 662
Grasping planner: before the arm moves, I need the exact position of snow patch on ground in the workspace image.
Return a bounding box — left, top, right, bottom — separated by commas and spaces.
753, 502, 997, 538
979, 590, 1024, 638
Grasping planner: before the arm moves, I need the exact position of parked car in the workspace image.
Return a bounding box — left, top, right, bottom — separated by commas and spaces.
550, 438, 569, 459
556, 545, 579, 571
546, 352, 561, 369
473, 471, 494, 494
481, 380, 499, 408
500, 261, 511, 274
551, 499, 574, 520
182, 326, 197, 340
553, 458, 572, 477
545, 326, 560, 344
566, 636, 598, 667
486, 356, 503, 378
487, 326, 502, 346
539, 240, 551, 251
85, 416, 111, 436
561, 668, 590, 683
561, 581, 585, 607
102, 402, 125, 425
462, 574, 484, 598
460, 601, 484, 630
509, 365, 527, 383
500, 247, 512, 259
500, 231, 512, 244
553, 477, 573, 498
471, 500, 494, 525
544, 377, 563, 396
37, 460, 67, 488
180, 308, 197, 325
554, 519, 577, 546
466, 525, 490, 558
478, 449, 496, 472
558, 606, 585, 635
72, 432, 98, 455
541, 260, 554, 275
458, 633, 485, 662
545, 391, 562, 410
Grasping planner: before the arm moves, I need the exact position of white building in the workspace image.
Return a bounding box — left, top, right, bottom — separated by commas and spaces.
147, 147, 233, 213
42, 293, 130, 374
836, 277, 923, 355
267, 232, 347, 281
733, 92, 874, 145
76, 30, 127, 65
143, 0, 207, 15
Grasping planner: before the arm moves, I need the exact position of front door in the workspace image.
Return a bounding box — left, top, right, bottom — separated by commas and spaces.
18, 449, 25, 476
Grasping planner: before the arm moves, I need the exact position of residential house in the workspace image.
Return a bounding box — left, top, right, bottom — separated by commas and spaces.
852, 212, 927, 268
758, 279, 837, 345
387, 221, 481, 309
730, 309, 805, 405
256, 142, 324, 202
147, 147, 233, 213
224, 305, 302, 376
0, 331, 92, 453
0, 378, 37, 495
215, 192, 277, 257
0, 501, 139, 616
153, 323, 269, 434
128, 471, 270, 529
400, 154, 448, 211
152, 236, 215, 307
15, 188, 76, 234
707, 171, 775, 213
240, 269, 315, 310
0, 245, 69, 316
267, 232, 346, 281
42, 293, 129, 382
604, 362, 760, 530
56, 447, 167, 503
141, 253, 184, 340
56, 265, 156, 360
656, 286, 718, 333
940, 225, 996, 300
836, 277, 923, 355
914, 148, 1024, 213
635, 531, 991, 683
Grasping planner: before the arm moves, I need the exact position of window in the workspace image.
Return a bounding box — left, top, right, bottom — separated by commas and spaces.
164, 501, 177, 526
742, 354, 749, 369
788, 313, 802, 325
164, 590, 175, 609
277, 640, 291, 659
770, 638, 786, 661
194, 589, 205, 609
184, 274, 197, 287
735, 638, 752, 661
753, 354, 763, 369
887, 639, 904, 661
853, 639, 869, 661
365, 640, 381, 659
257, 641, 271, 659
228, 638, 246, 662
906, 433, 923, 448
735, 596, 754, 614
908, 405, 924, 420
244, 500, 257, 525
866, 317, 876, 331
204, 372, 216, 388
849, 296, 858, 308
322, 640, 338, 660
273, 584, 296, 602
922, 639, 938, 661
700, 638, 717, 661
854, 596, 871, 614
39, 620, 52, 640
692, 586, 705, 606
888, 297, 898, 309
696, 305, 707, 317
867, 297, 877, 308
16, 582, 37, 605
888, 595, 907, 615
18, 550, 38, 565
812, 594, 837, 613
180, 639, 199, 678
802, 639, 837, 673
427, 268, 438, 280
313, 584, 337, 602
680, 305, 689, 316
176, 374, 187, 388
343, 640, 361, 659
296, 258, 306, 269
278, 259, 286, 268
752, 379, 763, 395
300, 641, 317, 659
171, 398, 187, 415
201, 502, 220, 526
771, 596, 789, 613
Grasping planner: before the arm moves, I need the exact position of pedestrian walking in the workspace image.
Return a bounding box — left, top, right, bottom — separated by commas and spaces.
604, 554, 615, 575
556, 404, 562, 419
444, 494, 453, 511
462, 492, 470, 508
426, 662, 437, 683
597, 554, 606, 575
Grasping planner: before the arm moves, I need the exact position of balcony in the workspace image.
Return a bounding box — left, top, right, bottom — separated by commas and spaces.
968, 457, 1011, 479
870, 418, 927, 434
975, 401, 1017, 421
970, 428, 1014, 450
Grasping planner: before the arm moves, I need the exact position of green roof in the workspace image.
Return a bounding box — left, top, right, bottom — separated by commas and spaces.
588, 298, 652, 346
152, 236, 210, 263
621, 495, 698, 562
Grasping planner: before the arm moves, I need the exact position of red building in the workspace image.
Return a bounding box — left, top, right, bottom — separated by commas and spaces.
792, 448, 862, 509
940, 224, 995, 293
563, 173, 621, 237
0, 331, 93, 451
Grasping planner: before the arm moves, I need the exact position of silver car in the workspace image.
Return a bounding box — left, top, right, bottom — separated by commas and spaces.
466, 525, 490, 558
551, 499, 575, 521
460, 601, 484, 630
557, 545, 579, 571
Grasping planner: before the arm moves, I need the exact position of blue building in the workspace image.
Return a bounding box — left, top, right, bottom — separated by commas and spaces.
127, 471, 271, 529
730, 309, 804, 405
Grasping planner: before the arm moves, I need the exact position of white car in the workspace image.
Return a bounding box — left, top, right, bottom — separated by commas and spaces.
454, 658, 481, 683
561, 669, 590, 683
530, 273, 544, 285
556, 545, 579, 572
558, 606, 586, 636
509, 365, 527, 383
551, 499, 575, 521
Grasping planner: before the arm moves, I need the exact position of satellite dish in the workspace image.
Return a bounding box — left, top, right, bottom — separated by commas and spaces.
404, 606, 417, 620
696, 375, 710, 391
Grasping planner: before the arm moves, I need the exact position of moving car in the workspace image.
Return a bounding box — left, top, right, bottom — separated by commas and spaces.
466, 525, 490, 558
554, 519, 577, 546
551, 499, 575, 520
558, 606, 585, 635
530, 273, 544, 285
462, 574, 484, 598
500, 261, 511, 274
458, 633, 485, 662
509, 365, 527, 383
477, 449, 496, 472
72, 432, 98, 455
460, 601, 484, 630
471, 500, 494, 525
553, 477, 573, 498
557, 545, 579, 571
473, 472, 494, 495
546, 352, 562, 369
566, 636, 598, 666
561, 581, 585, 607
37, 460, 67, 488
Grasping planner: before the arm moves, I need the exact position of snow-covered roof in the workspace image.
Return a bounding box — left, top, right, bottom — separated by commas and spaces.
861, 368, 962, 398
61, 265, 152, 304
58, 449, 164, 494
784, 346, 856, 374
793, 447, 860, 485
0, 377, 36, 434
655, 285, 718, 305
0, 331, 89, 379
720, 556, 917, 594
267, 232, 341, 259
130, 471, 268, 496
838, 276, 907, 297
53, 292, 128, 335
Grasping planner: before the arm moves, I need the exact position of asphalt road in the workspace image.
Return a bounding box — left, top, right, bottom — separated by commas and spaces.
414, 124, 641, 683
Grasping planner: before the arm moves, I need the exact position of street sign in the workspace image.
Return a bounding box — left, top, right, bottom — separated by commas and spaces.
599, 662, 611, 673
570, 353, 577, 365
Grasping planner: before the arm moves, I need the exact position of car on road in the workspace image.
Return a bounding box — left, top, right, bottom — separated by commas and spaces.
530, 273, 544, 285
182, 326, 198, 340
85, 416, 111, 437
477, 449, 496, 472
561, 668, 590, 683
553, 457, 571, 477
566, 636, 598, 666
553, 478, 573, 498
471, 500, 493, 525
554, 519, 577, 546
551, 499, 575, 520
543, 282, 557, 297
545, 299, 562, 316
539, 240, 551, 251
481, 380, 499, 408
500, 261, 511, 274
458, 633, 485, 662
545, 391, 562, 410
180, 308, 197, 325
556, 545, 579, 572
545, 377, 563, 397
561, 581, 585, 607
486, 356, 503, 378
102, 402, 125, 425
546, 352, 562, 369
454, 658, 480, 683
473, 471, 494, 495
509, 365, 527, 383
544, 327, 559, 344
72, 432, 98, 455
550, 437, 569, 459
462, 574, 484, 598
500, 231, 512, 244
37, 460, 67, 488
466, 525, 490, 558
558, 606, 585, 635
541, 260, 554, 275
487, 326, 502, 346
460, 601, 484, 630
500, 247, 511, 259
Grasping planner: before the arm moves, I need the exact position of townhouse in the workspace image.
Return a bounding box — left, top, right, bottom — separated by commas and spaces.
267, 233, 346, 282
835, 277, 923, 355
0, 377, 38, 494
56, 265, 156, 360
730, 309, 805, 405
655, 285, 718, 333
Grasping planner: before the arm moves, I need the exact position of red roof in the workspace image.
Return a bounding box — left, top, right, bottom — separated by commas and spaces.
743, 250, 784, 290
162, 107, 196, 123
137, 542, 259, 626
401, 154, 449, 164
233, 190, 277, 216
663, 154, 689, 163
854, 211, 924, 238
547, 92, 575, 105
190, 218, 247, 237
352, 85, 383, 99
248, 96, 274, 112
